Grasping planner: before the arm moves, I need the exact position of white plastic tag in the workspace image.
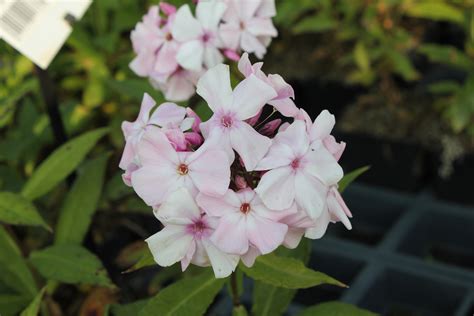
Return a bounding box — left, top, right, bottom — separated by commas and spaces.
0, 0, 92, 69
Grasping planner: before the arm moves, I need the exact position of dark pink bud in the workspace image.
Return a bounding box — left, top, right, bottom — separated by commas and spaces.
235, 175, 248, 189
160, 2, 176, 16
259, 119, 281, 136
246, 109, 262, 126
185, 132, 203, 147
223, 49, 240, 61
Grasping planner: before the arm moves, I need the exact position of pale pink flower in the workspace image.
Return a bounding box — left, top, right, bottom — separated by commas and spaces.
197, 64, 277, 170
298, 109, 346, 161
171, 1, 227, 71
238, 53, 299, 117
146, 188, 239, 278
119, 93, 157, 170
219, 0, 277, 58
255, 120, 343, 218
151, 66, 202, 102
305, 187, 352, 239
131, 126, 230, 206
279, 208, 316, 249
130, 6, 179, 78
197, 188, 291, 255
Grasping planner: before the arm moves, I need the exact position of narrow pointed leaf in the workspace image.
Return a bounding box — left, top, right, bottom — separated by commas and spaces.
20, 287, 46, 316
138, 270, 225, 316
338, 166, 370, 193
29, 244, 113, 287
123, 248, 154, 273
21, 128, 108, 200
241, 253, 345, 289
0, 192, 50, 230
0, 226, 37, 297
55, 154, 109, 244
296, 301, 376, 316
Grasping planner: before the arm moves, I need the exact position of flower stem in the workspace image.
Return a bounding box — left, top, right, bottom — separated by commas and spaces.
230, 271, 241, 307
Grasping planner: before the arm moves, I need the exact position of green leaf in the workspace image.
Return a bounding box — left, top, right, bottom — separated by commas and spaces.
0, 226, 37, 297
107, 79, 164, 103
241, 254, 345, 289
338, 166, 370, 193
418, 44, 474, 69
111, 299, 149, 316
232, 305, 248, 316
296, 301, 377, 316
21, 128, 109, 200
0, 192, 50, 230
386, 51, 420, 81
252, 240, 311, 316
124, 248, 155, 273
428, 80, 461, 94
292, 13, 337, 34
404, 2, 465, 25
29, 244, 113, 287
55, 154, 109, 244
0, 294, 32, 316
138, 270, 225, 316
354, 42, 370, 72
20, 287, 46, 316
194, 100, 213, 121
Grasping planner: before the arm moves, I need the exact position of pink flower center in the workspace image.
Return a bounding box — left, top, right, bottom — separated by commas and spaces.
240, 203, 251, 214
291, 158, 301, 170
239, 21, 245, 30
187, 219, 209, 239
221, 115, 234, 128
202, 32, 211, 43
177, 163, 188, 175
165, 32, 173, 41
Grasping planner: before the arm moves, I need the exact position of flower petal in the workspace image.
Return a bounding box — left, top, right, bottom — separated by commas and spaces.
196, 0, 227, 31
149, 102, 186, 127
310, 110, 335, 140
203, 46, 224, 69
255, 167, 295, 210
246, 18, 277, 37
196, 64, 233, 112
131, 165, 179, 206
304, 209, 331, 239
164, 70, 197, 102
294, 172, 326, 219
154, 187, 201, 225
305, 143, 343, 186
241, 31, 267, 58
188, 149, 231, 196
232, 74, 276, 120
241, 246, 260, 267
146, 225, 194, 267
171, 5, 202, 41
219, 22, 241, 50
177, 40, 204, 71
230, 122, 271, 171
211, 213, 249, 254
246, 214, 287, 254
202, 239, 239, 278
196, 190, 241, 217
136, 126, 179, 165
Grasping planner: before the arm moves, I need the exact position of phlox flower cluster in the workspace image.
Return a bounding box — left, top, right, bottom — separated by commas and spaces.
120, 54, 352, 278
129, 0, 277, 102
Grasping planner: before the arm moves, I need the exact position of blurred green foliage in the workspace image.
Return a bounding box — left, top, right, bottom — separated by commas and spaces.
275, 0, 474, 137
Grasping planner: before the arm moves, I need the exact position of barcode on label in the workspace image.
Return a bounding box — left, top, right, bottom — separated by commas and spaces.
0, 1, 46, 38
